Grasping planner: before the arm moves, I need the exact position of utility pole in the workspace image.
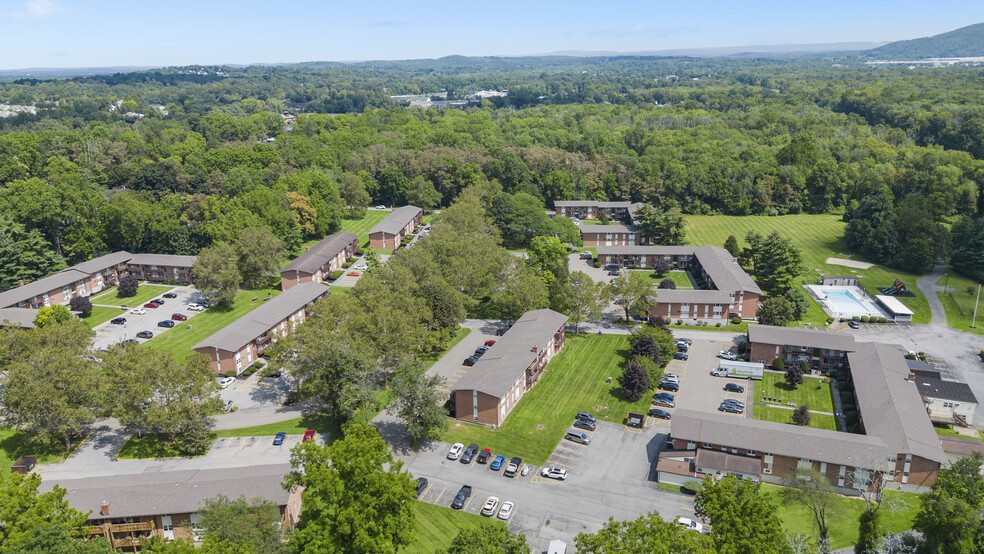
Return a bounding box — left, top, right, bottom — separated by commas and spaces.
973, 284, 981, 329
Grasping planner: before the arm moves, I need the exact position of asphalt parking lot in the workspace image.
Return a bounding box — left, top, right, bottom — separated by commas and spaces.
672, 338, 752, 418
219, 370, 296, 411
90, 285, 205, 350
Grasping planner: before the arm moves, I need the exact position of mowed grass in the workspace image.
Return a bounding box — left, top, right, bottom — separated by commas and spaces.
937, 272, 984, 336
117, 433, 209, 459
752, 405, 838, 431
405, 501, 500, 554
144, 287, 281, 362
442, 334, 652, 465
629, 270, 694, 289
213, 413, 339, 439
684, 214, 930, 324
756, 371, 835, 413
763, 486, 918, 550
342, 209, 392, 248
0, 428, 83, 474
81, 305, 127, 328
89, 283, 175, 307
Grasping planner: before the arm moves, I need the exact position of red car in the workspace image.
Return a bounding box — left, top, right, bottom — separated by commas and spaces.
171, 313, 188, 321
477, 448, 492, 464
484, 339, 496, 347
302, 429, 316, 442
143, 302, 159, 308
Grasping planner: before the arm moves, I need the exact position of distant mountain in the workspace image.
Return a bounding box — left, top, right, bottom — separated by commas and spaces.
0, 66, 156, 78
866, 22, 984, 59
543, 42, 887, 58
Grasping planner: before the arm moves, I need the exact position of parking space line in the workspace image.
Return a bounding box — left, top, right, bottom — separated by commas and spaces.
463, 495, 475, 512
420, 483, 433, 500
547, 458, 575, 468
433, 485, 447, 504
506, 507, 517, 525
550, 451, 580, 462
555, 444, 585, 455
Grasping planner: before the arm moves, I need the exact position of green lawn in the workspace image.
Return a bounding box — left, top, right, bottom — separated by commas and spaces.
753, 405, 838, 431
933, 423, 984, 442
144, 287, 281, 363
936, 272, 983, 336
116, 433, 210, 459
764, 486, 918, 550
629, 270, 694, 289
755, 371, 835, 413
89, 283, 175, 308
342, 210, 392, 248
405, 501, 499, 553
81, 305, 127, 328
684, 214, 931, 324
442, 334, 652, 465
213, 413, 339, 439
0, 428, 83, 474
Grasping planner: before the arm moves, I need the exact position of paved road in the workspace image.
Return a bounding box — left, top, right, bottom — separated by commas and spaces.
916, 265, 947, 328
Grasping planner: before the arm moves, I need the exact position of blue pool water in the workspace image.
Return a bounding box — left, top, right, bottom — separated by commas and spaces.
819, 288, 869, 313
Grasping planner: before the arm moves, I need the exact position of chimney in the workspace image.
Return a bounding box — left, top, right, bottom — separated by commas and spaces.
17, 280, 24, 287
100, 501, 111, 516
531, 344, 539, 353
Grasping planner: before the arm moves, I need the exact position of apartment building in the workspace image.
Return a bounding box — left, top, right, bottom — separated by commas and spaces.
578, 224, 646, 247
280, 232, 359, 290
747, 325, 857, 372
552, 200, 644, 222
368, 206, 422, 250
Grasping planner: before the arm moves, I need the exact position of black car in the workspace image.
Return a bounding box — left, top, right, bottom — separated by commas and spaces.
162, 292, 178, 299
673, 352, 689, 361
719, 402, 744, 414
495, 327, 508, 336
848, 320, 860, 329
110, 317, 127, 325
157, 320, 175, 328
477, 448, 492, 464
504, 456, 523, 477
658, 381, 679, 392
450, 485, 472, 509
463, 356, 478, 366
151, 298, 164, 305
573, 418, 596, 431
460, 443, 480, 464
608, 269, 620, 276
135, 331, 154, 339
722, 398, 746, 408
648, 408, 672, 420
724, 383, 745, 393
414, 477, 428, 499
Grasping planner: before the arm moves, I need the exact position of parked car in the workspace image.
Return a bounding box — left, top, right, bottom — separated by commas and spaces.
658, 381, 679, 392
648, 408, 672, 420
565, 431, 591, 445
224, 400, 234, 412
110, 317, 127, 325
490, 454, 506, 471
143, 302, 159, 308
718, 350, 738, 360
849, 320, 860, 329
475, 346, 489, 355
463, 356, 478, 366
447, 443, 465, 460
724, 383, 745, 393
497, 501, 514, 520
162, 292, 177, 299
415, 477, 428, 499
653, 397, 676, 408
346, 271, 361, 277
272, 432, 286, 446
219, 377, 235, 389
375, 205, 386, 209
480, 496, 500, 516
676, 343, 688, 352
504, 457, 522, 477
573, 418, 596, 431
653, 392, 675, 401
353, 263, 368, 271
719, 402, 743, 414
661, 375, 680, 383
302, 429, 316, 442
608, 269, 620, 276
541, 467, 568, 480
157, 320, 175, 328
188, 303, 205, 312
460, 443, 480, 463
484, 339, 496, 347
130, 308, 146, 315
580, 251, 593, 259
722, 398, 746, 409
677, 517, 703, 533
451, 485, 472, 509
171, 313, 188, 321
135, 330, 153, 339
495, 327, 508, 336
477, 448, 492, 464
576, 411, 597, 424
673, 352, 689, 361
151, 298, 165, 305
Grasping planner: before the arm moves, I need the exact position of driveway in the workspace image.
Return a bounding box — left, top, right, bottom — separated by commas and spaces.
218, 370, 296, 411
90, 285, 206, 350
675, 337, 752, 417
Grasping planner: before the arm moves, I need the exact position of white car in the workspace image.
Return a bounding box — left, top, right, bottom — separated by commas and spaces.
447, 442, 464, 460
677, 517, 703, 533
188, 303, 205, 312
497, 501, 514, 520
218, 377, 236, 389
480, 496, 500, 516
130, 308, 146, 315
661, 375, 680, 384
353, 263, 368, 271
718, 350, 738, 360
375, 205, 386, 209
540, 467, 568, 480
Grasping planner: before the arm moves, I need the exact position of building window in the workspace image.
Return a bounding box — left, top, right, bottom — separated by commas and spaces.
747, 450, 756, 456
703, 442, 712, 448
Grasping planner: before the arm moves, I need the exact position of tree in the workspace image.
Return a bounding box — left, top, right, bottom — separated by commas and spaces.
913, 452, 984, 553
197, 495, 287, 553
6, 522, 115, 553
773, 357, 785, 370
633, 204, 686, 245
607, 275, 656, 321
193, 242, 241, 308
69, 295, 92, 317
694, 474, 789, 554
388, 364, 448, 444
742, 231, 804, 295
619, 360, 650, 401
234, 227, 285, 289
756, 296, 795, 327
0, 215, 64, 292
784, 288, 810, 320
785, 366, 804, 389
724, 235, 740, 257
117, 276, 139, 297
630, 334, 661, 363
286, 423, 416, 553
629, 324, 676, 369
781, 469, 833, 551
855, 508, 881, 554
653, 259, 670, 277
0, 472, 94, 551
527, 235, 568, 279
567, 271, 605, 334
445, 522, 528, 554
33, 305, 74, 328
363, 247, 382, 271
658, 278, 676, 289
574, 511, 708, 553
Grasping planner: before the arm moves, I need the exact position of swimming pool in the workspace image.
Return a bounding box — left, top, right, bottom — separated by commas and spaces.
803, 284, 886, 319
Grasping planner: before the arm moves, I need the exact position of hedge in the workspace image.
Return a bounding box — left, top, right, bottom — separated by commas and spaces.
224, 370, 236, 378
329, 270, 344, 280
342, 262, 352, 269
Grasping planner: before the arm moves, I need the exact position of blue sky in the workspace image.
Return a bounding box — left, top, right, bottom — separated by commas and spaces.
0, 0, 981, 69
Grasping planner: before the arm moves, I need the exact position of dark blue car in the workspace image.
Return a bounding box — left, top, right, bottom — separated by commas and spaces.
272, 432, 286, 446
490, 454, 506, 471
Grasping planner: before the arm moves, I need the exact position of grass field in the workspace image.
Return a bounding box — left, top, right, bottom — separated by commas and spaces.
117, 433, 209, 459
937, 272, 983, 336
629, 270, 694, 289
933, 423, 984, 442
213, 413, 339, 439
144, 287, 281, 362
442, 334, 652, 465
81, 305, 127, 328
753, 405, 838, 431
405, 501, 499, 553
684, 214, 930, 324
0, 428, 83, 474
89, 283, 175, 308
756, 371, 835, 413
763, 486, 918, 550
342, 210, 392, 248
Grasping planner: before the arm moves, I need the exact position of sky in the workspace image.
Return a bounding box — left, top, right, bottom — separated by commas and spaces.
0, 0, 982, 69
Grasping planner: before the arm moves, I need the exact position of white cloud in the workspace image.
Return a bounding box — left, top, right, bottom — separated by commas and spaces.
11, 0, 64, 19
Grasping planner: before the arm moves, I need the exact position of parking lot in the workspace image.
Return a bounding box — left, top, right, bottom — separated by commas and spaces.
90, 285, 205, 350
219, 370, 296, 411
672, 338, 753, 418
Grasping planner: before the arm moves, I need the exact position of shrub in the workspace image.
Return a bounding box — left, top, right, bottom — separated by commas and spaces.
593, 261, 601, 268
852, 316, 861, 321
658, 279, 676, 290
860, 316, 869, 323
628, 263, 637, 269
715, 322, 721, 327
826, 317, 834, 324
329, 270, 344, 280
69, 295, 93, 317
348, 256, 357, 262
848, 424, 861, 434
772, 358, 785, 370
879, 317, 888, 323
681, 481, 702, 495
118, 276, 139, 298
730, 317, 742, 325
676, 320, 683, 325
918, 352, 926, 360
792, 404, 811, 426
904, 353, 916, 360
342, 262, 352, 269
224, 370, 237, 378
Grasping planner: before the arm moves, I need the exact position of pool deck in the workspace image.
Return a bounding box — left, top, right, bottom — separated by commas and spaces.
804, 284, 888, 320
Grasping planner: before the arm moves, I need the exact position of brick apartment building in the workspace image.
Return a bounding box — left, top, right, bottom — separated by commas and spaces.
747, 325, 857, 372
452, 309, 568, 426
123, 254, 196, 284
280, 232, 359, 290
596, 245, 760, 322
658, 343, 947, 493
42, 465, 299, 549
553, 200, 644, 222
193, 282, 328, 374
579, 223, 647, 247
368, 206, 422, 250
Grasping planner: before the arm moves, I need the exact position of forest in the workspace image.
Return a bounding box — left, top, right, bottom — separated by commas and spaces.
1, 55, 983, 288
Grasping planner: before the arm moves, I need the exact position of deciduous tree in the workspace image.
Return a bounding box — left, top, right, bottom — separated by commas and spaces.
574, 511, 708, 553
117, 276, 139, 297
445, 522, 528, 554
633, 205, 686, 245
780, 469, 832, 551
694, 474, 789, 554
567, 271, 604, 334
757, 296, 795, 327
658, 278, 676, 289
234, 227, 285, 289
913, 452, 984, 553
192, 242, 241, 308
69, 295, 93, 317
0, 472, 93, 550
619, 360, 649, 401
388, 364, 448, 444
607, 275, 657, 321
32, 305, 74, 328
197, 495, 287, 554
